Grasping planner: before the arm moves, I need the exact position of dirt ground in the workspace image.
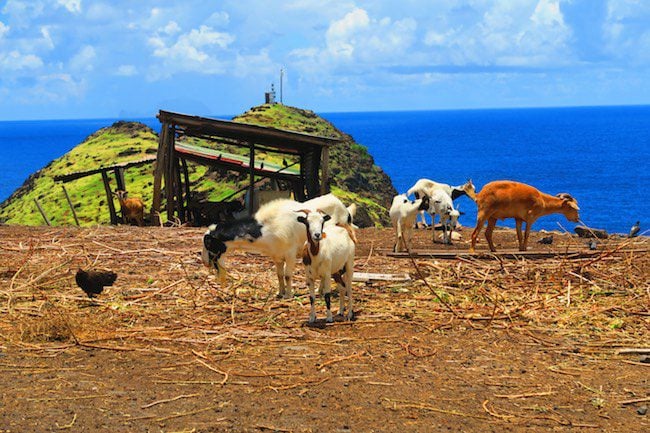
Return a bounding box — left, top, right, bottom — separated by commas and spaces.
0, 223, 648, 432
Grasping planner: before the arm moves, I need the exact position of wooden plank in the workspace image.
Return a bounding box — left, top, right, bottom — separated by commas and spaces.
352, 272, 411, 283
61, 184, 79, 226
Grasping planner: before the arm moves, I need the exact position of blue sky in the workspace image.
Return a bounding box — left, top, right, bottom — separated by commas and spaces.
1, 0, 649, 120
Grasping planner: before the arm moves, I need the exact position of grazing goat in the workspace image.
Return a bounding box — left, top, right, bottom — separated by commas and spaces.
407, 178, 476, 226
202, 195, 356, 298
298, 210, 355, 323
428, 190, 460, 245
389, 193, 429, 252
470, 180, 580, 252
113, 190, 144, 226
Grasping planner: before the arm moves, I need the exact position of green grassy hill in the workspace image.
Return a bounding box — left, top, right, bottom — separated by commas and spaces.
0, 105, 396, 227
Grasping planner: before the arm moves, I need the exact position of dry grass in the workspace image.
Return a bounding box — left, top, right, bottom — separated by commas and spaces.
0, 224, 648, 432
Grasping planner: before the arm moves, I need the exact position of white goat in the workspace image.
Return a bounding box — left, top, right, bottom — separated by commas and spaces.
407, 178, 475, 226
202, 194, 356, 298
428, 190, 460, 245
298, 210, 355, 323
389, 193, 429, 252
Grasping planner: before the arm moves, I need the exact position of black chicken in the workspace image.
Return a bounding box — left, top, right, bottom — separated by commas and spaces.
75, 269, 117, 298
537, 234, 554, 245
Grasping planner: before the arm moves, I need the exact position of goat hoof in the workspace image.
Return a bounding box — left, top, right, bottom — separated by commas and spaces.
308, 314, 316, 324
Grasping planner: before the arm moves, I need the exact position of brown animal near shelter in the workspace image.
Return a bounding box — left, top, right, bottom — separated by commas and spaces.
470, 180, 580, 252
113, 190, 145, 226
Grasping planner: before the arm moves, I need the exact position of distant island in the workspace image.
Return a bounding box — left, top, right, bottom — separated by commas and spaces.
0, 104, 396, 227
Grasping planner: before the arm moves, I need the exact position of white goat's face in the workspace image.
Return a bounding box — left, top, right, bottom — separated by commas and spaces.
297, 210, 331, 243
449, 209, 460, 229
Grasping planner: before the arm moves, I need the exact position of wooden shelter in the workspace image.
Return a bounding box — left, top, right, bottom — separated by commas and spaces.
152, 110, 342, 224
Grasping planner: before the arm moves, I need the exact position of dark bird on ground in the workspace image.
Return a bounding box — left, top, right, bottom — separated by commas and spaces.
629, 221, 640, 238
588, 239, 598, 250
282, 158, 288, 167
75, 269, 117, 298
537, 234, 554, 245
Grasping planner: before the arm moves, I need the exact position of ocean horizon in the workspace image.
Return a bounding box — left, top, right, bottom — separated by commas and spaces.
1, 105, 648, 234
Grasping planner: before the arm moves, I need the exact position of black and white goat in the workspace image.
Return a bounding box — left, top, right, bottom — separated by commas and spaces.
202, 195, 356, 298
298, 209, 355, 323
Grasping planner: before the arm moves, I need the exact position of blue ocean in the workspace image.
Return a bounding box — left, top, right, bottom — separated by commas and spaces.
1, 106, 648, 234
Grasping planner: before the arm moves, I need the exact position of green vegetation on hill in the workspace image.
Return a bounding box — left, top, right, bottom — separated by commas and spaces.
0, 105, 396, 227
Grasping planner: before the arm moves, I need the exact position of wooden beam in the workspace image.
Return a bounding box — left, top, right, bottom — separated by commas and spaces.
101, 171, 118, 225
248, 142, 255, 216
320, 146, 329, 195
181, 157, 191, 223
61, 184, 80, 226
152, 123, 170, 225
165, 126, 176, 222
114, 168, 126, 191
53, 157, 155, 183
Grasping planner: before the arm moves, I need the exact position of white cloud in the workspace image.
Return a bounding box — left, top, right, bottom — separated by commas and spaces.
57, 0, 81, 14
531, 0, 563, 26
148, 25, 235, 78
19, 73, 86, 103
40, 26, 55, 50
0, 50, 43, 70
205, 11, 229, 28
162, 21, 180, 35
0, 22, 9, 38
69, 45, 96, 72
1, 0, 46, 28
116, 64, 137, 76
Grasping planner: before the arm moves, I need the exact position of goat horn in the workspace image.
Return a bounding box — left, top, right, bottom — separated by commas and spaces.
295, 209, 311, 214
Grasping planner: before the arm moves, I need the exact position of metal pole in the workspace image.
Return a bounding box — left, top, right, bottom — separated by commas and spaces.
280, 68, 284, 104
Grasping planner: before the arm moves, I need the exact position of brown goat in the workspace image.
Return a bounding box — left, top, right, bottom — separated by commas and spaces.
470, 180, 579, 252
113, 190, 144, 226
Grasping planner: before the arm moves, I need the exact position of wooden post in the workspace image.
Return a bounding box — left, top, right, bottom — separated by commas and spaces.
248, 142, 255, 216
152, 122, 170, 225
175, 156, 184, 222
33, 198, 51, 226
165, 129, 176, 222
102, 170, 118, 224
320, 146, 330, 195
114, 168, 126, 192
181, 158, 191, 223
61, 184, 80, 226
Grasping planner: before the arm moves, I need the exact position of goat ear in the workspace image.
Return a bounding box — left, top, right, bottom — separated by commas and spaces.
297, 215, 307, 224
323, 214, 332, 222
566, 200, 580, 211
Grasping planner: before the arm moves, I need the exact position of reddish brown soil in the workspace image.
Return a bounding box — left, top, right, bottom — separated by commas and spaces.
0, 224, 648, 432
